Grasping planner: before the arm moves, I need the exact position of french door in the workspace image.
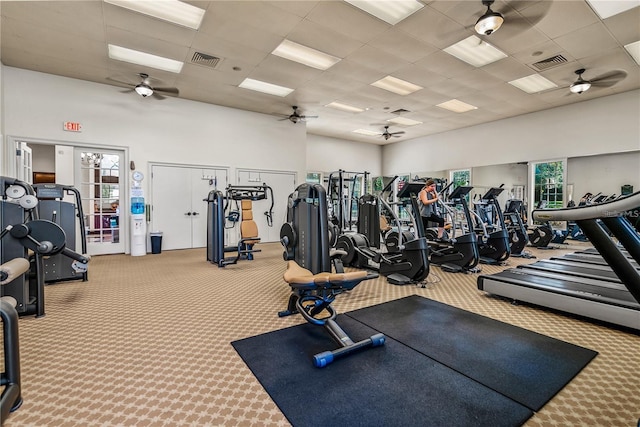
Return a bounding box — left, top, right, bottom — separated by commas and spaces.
75, 149, 126, 255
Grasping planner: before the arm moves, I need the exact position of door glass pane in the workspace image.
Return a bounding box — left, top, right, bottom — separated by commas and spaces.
79, 152, 121, 244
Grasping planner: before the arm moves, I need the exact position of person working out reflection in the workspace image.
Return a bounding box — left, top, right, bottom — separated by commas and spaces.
419, 179, 446, 240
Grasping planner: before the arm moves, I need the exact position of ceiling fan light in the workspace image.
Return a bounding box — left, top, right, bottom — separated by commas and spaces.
135, 84, 154, 97
570, 81, 591, 94
475, 10, 504, 35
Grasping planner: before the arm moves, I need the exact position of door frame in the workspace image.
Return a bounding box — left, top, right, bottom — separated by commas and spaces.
148, 161, 230, 249
4, 135, 131, 253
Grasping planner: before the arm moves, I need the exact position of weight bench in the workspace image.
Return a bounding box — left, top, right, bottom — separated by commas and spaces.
1, 258, 28, 420
278, 260, 385, 367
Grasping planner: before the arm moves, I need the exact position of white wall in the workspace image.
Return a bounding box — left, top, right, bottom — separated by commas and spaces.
382, 90, 640, 175
306, 133, 381, 176
471, 163, 528, 207
2, 67, 307, 189
568, 151, 640, 200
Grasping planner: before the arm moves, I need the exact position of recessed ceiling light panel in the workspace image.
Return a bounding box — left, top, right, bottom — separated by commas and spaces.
239, 78, 294, 97
272, 40, 341, 70
371, 75, 423, 95
352, 129, 381, 136
104, 0, 205, 30
444, 35, 507, 67
508, 74, 558, 93
344, 0, 424, 25
436, 99, 478, 113
387, 117, 422, 126
624, 40, 640, 66
108, 44, 184, 73
586, 0, 639, 19
325, 102, 365, 113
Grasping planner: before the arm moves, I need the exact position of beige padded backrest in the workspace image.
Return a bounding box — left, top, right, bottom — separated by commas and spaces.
241, 200, 259, 239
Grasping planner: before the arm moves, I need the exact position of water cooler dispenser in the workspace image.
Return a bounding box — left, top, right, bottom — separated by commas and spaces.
130, 171, 146, 256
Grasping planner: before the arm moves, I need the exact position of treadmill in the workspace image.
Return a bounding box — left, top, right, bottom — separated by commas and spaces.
478, 192, 640, 330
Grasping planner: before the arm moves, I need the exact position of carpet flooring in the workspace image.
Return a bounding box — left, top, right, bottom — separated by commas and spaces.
1, 241, 639, 426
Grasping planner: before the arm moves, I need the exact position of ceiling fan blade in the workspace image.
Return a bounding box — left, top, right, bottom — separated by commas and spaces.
590, 70, 628, 88
154, 87, 179, 96
151, 92, 167, 100
106, 76, 136, 88
390, 131, 406, 135
300, 115, 319, 119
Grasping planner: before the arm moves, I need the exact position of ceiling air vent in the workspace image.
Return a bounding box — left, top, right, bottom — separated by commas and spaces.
390, 108, 411, 115
531, 54, 568, 71
191, 52, 222, 68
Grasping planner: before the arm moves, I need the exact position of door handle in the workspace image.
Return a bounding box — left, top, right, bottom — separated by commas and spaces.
185, 212, 192, 216
192, 212, 199, 216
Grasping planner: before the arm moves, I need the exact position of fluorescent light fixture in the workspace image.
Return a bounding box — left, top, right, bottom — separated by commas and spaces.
238, 78, 294, 97
352, 129, 381, 136
325, 102, 365, 113
108, 44, 184, 73
104, 0, 205, 30
272, 40, 341, 70
624, 40, 640, 66
586, 0, 640, 19
387, 117, 423, 126
345, 0, 424, 25
371, 75, 423, 95
509, 74, 558, 93
437, 99, 478, 113
444, 35, 507, 67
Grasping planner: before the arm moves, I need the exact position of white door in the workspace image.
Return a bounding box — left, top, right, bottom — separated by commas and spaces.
151, 165, 227, 250
237, 169, 296, 243
15, 141, 33, 184
75, 149, 126, 255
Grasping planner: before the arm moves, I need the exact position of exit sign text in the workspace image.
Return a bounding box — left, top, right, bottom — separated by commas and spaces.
63, 121, 82, 132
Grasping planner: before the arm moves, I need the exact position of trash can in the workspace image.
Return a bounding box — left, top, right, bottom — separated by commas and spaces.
150, 231, 163, 254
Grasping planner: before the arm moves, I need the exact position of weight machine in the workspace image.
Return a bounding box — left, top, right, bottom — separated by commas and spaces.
205, 184, 273, 267
1, 177, 89, 317
32, 183, 88, 282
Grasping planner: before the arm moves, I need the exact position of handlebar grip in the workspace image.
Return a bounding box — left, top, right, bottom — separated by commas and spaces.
62, 247, 89, 264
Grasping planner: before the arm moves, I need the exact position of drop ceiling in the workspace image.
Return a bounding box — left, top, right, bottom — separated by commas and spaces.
1, 0, 639, 145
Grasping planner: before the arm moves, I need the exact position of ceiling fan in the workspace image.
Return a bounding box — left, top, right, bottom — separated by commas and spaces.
106, 73, 179, 100
379, 126, 405, 141
568, 68, 627, 94
473, 0, 551, 36
278, 106, 318, 124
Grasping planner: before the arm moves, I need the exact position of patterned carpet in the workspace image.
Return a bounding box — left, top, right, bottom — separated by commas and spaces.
2, 242, 639, 426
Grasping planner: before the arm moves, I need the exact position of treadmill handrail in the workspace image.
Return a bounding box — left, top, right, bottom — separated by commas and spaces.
533, 191, 640, 222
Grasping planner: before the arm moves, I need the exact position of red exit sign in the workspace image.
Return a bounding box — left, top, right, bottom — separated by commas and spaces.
63, 121, 82, 132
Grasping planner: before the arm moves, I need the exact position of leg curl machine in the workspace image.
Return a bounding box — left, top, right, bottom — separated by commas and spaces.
279, 183, 384, 367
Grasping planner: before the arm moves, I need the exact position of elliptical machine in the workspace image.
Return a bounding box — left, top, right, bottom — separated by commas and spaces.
503, 199, 535, 258
472, 187, 510, 265
427, 186, 481, 273
335, 181, 430, 286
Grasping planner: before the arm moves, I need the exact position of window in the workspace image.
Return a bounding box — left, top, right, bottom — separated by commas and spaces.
533, 160, 565, 209
451, 169, 470, 189
306, 172, 322, 184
